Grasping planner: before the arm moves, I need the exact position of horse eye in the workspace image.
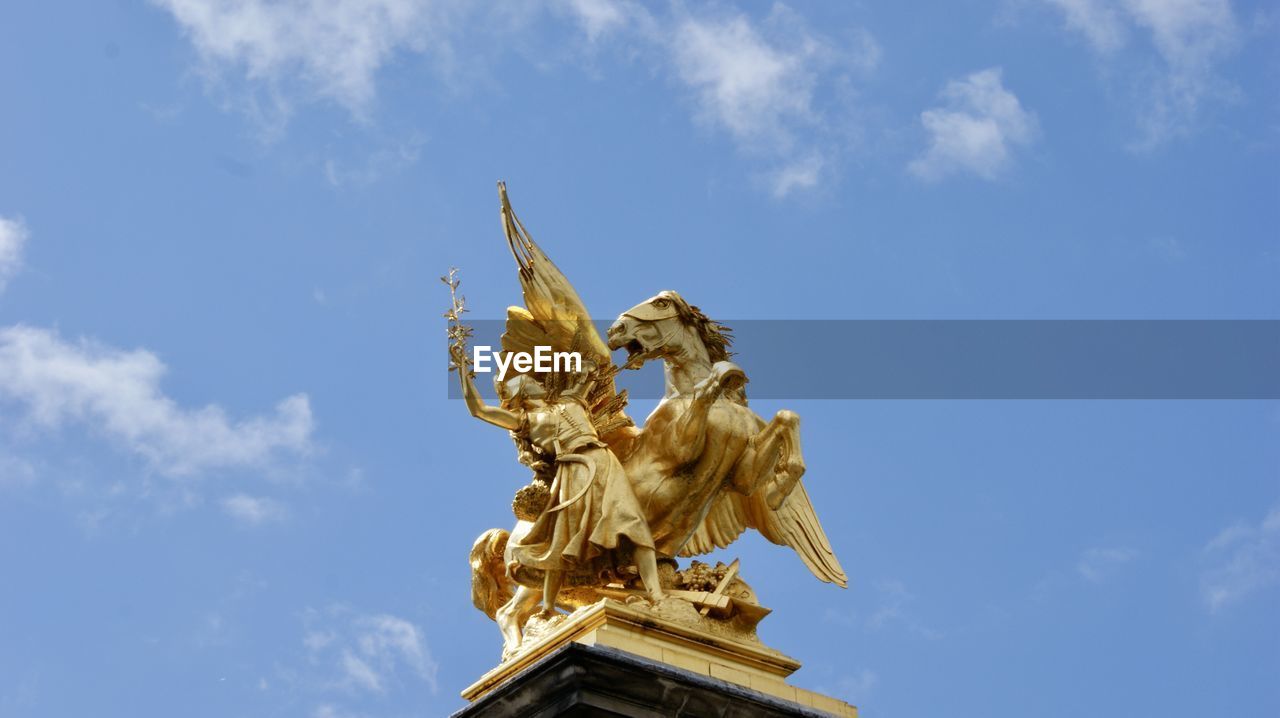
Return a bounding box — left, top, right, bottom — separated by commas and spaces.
652, 298, 669, 308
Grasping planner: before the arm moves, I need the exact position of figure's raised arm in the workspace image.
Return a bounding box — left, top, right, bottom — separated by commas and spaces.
453, 344, 522, 431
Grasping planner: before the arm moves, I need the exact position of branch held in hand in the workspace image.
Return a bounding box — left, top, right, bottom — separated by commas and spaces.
442, 267, 473, 373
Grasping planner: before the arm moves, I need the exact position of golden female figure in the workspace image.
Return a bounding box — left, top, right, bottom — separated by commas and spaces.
452, 347, 666, 615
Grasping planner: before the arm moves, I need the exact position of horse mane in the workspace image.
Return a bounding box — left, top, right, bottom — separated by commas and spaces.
668, 293, 734, 363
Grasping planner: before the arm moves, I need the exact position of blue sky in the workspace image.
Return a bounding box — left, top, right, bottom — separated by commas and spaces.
1, 1, 1277, 716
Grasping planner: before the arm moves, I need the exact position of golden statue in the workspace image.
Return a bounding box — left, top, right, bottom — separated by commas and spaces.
452, 183, 847, 665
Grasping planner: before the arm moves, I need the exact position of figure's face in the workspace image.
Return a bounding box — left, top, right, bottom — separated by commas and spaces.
607, 292, 681, 368
497, 374, 547, 409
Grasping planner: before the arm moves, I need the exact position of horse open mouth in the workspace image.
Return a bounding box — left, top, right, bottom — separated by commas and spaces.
622, 339, 647, 368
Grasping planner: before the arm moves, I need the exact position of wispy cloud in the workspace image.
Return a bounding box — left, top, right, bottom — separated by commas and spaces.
665, 5, 876, 196
1041, 0, 1240, 147
302, 607, 438, 699
769, 155, 825, 198
0, 215, 28, 295
1076, 546, 1140, 582
222, 493, 289, 525
149, 0, 458, 128
561, 2, 874, 196
865, 578, 942, 639
836, 668, 878, 702
555, 0, 646, 43
152, 1, 875, 196
1044, 0, 1130, 51
323, 134, 425, 188
1201, 505, 1280, 613
909, 67, 1039, 182
669, 10, 817, 152
0, 325, 314, 478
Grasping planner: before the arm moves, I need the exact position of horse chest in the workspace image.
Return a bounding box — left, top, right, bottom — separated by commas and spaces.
630, 401, 749, 509
643, 400, 740, 454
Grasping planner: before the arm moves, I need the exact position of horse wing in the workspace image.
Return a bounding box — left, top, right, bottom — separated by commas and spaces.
677, 479, 848, 588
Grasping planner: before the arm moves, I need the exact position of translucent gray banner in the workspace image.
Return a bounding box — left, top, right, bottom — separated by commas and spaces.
445, 320, 1280, 400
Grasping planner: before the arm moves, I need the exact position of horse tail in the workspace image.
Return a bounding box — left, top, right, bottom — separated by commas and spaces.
469, 528, 514, 620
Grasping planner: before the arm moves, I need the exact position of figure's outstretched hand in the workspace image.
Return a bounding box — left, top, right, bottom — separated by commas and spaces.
449, 342, 470, 374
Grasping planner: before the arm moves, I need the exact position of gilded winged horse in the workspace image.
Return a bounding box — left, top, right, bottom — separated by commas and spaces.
469, 183, 846, 657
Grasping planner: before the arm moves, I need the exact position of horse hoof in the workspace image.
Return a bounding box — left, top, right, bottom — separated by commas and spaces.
711, 362, 747, 391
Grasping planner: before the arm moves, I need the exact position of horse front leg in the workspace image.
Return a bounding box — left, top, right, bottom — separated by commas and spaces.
674, 361, 747, 451
729, 409, 805, 509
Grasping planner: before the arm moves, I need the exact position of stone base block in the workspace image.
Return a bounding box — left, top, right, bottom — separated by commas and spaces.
459, 600, 855, 717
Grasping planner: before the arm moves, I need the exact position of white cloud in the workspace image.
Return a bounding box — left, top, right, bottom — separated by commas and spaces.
1042, 0, 1240, 146
1043, 0, 1239, 61
1123, 0, 1239, 72
1201, 505, 1280, 613
150, 0, 455, 122
556, 0, 640, 42
304, 607, 438, 696
664, 6, 871, 195
340, 651, 384, 693
0, 215, 29, 295
1076, 546, 1140, 581
559, 4, 875, 195
1124, 0, 1239, 146
771, 155, 824, 198
670, 12, 816, 150
909, 67, 1038, 182
0, 325, 314, 478
222, 493, 288, 525
1045, 0, 1129, 51
152, 1, 873, 196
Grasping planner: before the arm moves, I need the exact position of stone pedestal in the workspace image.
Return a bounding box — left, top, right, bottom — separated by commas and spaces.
457, 599, 856, 717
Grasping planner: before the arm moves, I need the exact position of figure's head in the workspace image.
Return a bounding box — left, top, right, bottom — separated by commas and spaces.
606, 290, 733, 369
495, 373, 547, 410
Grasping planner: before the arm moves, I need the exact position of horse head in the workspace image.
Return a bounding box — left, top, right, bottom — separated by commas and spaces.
606, 291, 731, 368
607, 291, 744, 404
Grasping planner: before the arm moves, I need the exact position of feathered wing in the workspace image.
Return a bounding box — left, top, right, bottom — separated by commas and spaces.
496, 182, 631, 434
678, 480, 848, 588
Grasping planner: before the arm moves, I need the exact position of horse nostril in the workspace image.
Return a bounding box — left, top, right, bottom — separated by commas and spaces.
606, 322, 624, 348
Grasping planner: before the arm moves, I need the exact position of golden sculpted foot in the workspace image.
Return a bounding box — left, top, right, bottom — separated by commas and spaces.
633, 546, 667, 605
